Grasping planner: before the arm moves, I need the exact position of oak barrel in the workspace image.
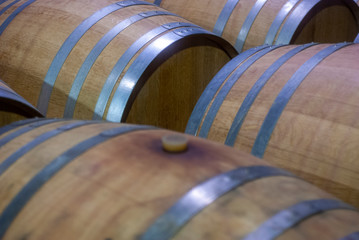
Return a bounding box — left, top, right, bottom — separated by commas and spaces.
187, 43, 359, 207
148, 0, 359, 52
356, 0, 359, 41
0, 79, 42, 127
0, 0, 236, 132
0, 118, 358, 239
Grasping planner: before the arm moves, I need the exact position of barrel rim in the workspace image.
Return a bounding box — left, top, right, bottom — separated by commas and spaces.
0, 83, 43, 118
280, 0, 359, 45
105, 27, 237, 122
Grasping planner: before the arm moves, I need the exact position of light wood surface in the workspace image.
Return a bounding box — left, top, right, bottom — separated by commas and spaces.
188, 43, 359, 207
147, 0, 359, 51
0, 0, 236, 132
0, 119, 358, 239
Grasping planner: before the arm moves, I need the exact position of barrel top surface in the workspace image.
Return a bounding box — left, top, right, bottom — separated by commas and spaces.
0, 119, 358, 239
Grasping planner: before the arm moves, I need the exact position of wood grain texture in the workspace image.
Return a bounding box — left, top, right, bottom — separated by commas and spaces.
0, 80, 42, 127
0, 0, 236, 132
188, 43, 359, 207
0, 119, 358, 239
148, 0, 359, 51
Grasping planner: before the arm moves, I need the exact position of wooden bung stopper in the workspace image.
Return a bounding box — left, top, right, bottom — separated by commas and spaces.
162, 134, 188, 153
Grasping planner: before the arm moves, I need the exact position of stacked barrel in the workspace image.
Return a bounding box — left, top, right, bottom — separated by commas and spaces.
0, 119, 359, 239
355, 0, 359, 42
1, 0, 359, 239
187, 43, 359, 207
147, 0, 359, 52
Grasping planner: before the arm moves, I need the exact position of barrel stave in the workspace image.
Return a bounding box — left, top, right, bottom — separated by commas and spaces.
0, 120, 358, 239
149, 0, 359, 51
189, 43, 359, 207
0, 0, 235, 131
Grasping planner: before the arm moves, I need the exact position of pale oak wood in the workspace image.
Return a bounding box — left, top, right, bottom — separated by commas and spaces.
0, 0, 235, 131
147, 0, 359, 51
0, 119, 358, 239
191, 43, 359, 207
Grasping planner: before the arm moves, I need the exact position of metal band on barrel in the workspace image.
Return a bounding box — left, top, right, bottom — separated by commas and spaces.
0, 119, 62, 147
93, 22, 198, 120
141, 166, 295, 240
0, 0, 36, 36
213, 0, 239, 36
0, 124, 153, 238
225, 43, 317, 146
0, 84, 27, 100
0, 0, 10, 5
252, 42, 352, 158
0, 0, 21, 17
153, 0, 162, 5
64, 10, 177, 118
0, 121, 100, 177
185, 45, 269, 135
0, 118, 50, 137
105, 26, 211, 122
37, 0, 154, 115
235, 0, 268, 52
198, 45, 283, 139
264, 0, 300, 45
0, 85, 20, 96
0, 86, 43, 117
275, 0, 319, 45
243, 199, 357, 240
340, 232, 359, 240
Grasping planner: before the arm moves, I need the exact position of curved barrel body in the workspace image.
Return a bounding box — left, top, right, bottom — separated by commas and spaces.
187, 43, 359, 207
0, 80, 42, 127
356, 0, 359, 41
148, 0, 359, 52
0, 118, 358, 239
0, 0, 236, 131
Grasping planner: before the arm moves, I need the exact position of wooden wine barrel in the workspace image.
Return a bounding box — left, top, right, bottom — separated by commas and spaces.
0, 79, 42, 127
0, 0, 236, 132
355, 0, 359, 41
355, 0, 359, 44
148, 0, 359, 52
187, 43, 359, 208
0, 118, 358, 239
